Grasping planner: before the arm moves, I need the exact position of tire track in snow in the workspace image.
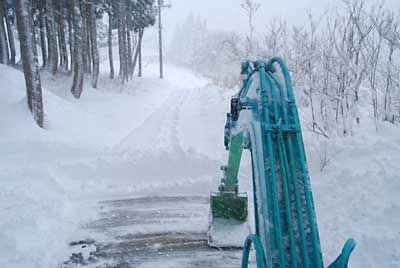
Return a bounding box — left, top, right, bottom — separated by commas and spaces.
53, 86, 221, 197
115, 87, 189, 152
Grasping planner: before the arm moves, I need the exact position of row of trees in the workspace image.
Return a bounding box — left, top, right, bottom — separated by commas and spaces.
0, 0, 156, 127
169, 0, 400, 136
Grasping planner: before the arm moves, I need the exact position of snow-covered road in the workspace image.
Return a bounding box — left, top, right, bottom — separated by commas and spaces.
50, 58, 252, 267
44, 60, 238, 200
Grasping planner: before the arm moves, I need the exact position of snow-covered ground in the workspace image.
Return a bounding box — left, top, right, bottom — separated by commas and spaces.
0, 55, 233, 268
0, 50, 399, 268
305, 119, 400, 267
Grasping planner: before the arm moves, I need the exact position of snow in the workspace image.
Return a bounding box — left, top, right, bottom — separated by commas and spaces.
0, 65, 73, 268
208, 213, 251, 248
305, 120, 400, 267
0, 56, 229, 268
0, 50, 399, 268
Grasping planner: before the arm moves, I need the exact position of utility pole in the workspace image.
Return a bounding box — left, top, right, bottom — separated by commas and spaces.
157, 0, 171, 79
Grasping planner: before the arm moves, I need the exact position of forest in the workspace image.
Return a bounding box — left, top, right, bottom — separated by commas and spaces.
0, 0, 156, 128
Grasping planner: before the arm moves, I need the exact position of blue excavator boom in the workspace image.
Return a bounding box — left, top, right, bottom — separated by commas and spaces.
209, 58, 356, 268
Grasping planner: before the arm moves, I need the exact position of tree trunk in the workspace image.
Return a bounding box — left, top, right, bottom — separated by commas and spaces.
15, 0, 44, 128
57, 0, 68, 71
117, 2, 123, 77
45, 0, 58, 75
117, 0, 128, 83
38, 0, 47, 67
138, 28, 143, 77
70, 0, 84, 98
129, 31, 137, 79
85, 6, 92, 74
88, 0, 99, 88
127, 28, 132, 79
5, 14, 16, 65
60, 20, 68, 71
384, 46, 394, 121
81, 3, 89, 73
0, 4, 9, 64
57, 19, 63, 68
131, 30, 143, 77
108, 12, 114, 79
68, 6, 73, 71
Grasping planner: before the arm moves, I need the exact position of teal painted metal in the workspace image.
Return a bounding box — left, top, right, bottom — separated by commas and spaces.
258, 62, 286, 268
328, 239, 357, 268
270, 58, 324, 268
211, 115, 248, 222
216, 57, 355, 268
225, 133, 244, 192
209, 64, 255, 224
241, 234, 267, 268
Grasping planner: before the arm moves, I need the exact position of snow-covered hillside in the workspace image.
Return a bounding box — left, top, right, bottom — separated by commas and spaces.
0, 53, 399, 268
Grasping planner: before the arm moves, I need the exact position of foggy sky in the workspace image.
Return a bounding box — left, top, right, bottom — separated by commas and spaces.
140, 0, 400, 50
156, 0, 400, 44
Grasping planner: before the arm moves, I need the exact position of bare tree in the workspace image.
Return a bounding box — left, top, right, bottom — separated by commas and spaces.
376, 12, 400, 122
316, 139, 345, 172
263, 19, 288, 60
240, 0, 260, 58
364, 4, 385, 129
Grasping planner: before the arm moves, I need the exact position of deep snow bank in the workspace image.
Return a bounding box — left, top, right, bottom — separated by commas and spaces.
0, 65, 74, 268
301, 106, 400, 267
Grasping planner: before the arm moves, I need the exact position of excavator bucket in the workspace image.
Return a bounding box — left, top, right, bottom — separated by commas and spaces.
208, 192, 250, 248
210, 192, 248, 222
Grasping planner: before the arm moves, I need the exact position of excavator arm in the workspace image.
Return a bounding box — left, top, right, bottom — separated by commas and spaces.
209, 58, 356, 268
